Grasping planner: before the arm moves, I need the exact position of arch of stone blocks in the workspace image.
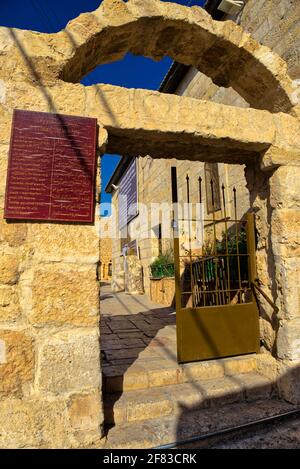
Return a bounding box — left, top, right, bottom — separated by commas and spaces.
59, 0, 297, 115
0, 0, 299, 449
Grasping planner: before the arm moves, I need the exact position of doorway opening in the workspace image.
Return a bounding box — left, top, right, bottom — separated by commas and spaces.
171, 166, 259, 363
99, 147, 264, 434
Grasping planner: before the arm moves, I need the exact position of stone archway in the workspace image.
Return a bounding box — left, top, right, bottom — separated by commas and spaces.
59, 0, 297, 114
0, 0, 299, 448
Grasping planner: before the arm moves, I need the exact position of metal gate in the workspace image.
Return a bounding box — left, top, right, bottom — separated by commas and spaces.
171, 167, 260, 363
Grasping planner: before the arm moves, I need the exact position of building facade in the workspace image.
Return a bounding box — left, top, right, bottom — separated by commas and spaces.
0, 0, 299, 448
99, 217, 112, 281
107, 0, 300, 299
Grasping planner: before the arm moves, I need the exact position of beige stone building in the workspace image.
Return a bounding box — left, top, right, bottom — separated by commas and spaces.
0, 0, 299, 449
99, 217, 112, 280
107, 0, 300, 299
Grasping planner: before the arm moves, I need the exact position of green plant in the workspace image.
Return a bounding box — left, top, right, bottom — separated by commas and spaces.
150, 248, 175, 278
203, 227, 247, 256
202, 226, 248, 283
217, 228, 247, 255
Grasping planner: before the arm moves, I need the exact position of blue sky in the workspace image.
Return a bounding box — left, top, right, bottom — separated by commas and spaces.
0, 0, 206, 211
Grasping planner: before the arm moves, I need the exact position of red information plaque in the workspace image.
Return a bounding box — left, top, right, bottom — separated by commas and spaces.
4, 110, 97, 223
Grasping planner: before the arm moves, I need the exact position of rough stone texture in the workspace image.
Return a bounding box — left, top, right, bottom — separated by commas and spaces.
112, 156, 255, 297
271, 209, 300, 258
58, 0, 296, 114
223, 355, 258, 376
261, 147, 300, 171
110, 189, 125, 292
278, 360, 300, 404
0, 394, 104, 449
0, 330, 34, 396
68, 391, 102, 430
101, 284, 266, 411
0, 398, 71, 448
125, 255, 144, 294
111, 270, 125, 292
67, 391, 103, 447
212, 415, 300, 449
0, 146, 9, 196
245, 164, 279, 351
29, 266, 99, 327
0, 16, 106, 445
277, 319, 300, 361
150, 277, 175, 306
0, 253, 19, 285
0, 286, 21, 322
99, 217, 112, 280
0, 215, 27, 248
25, 223, 100, 264
104, 399, 298, 449
256, 352, 279, 381
37, 331, 101, 395
85, 84, 300, 160
241, 0, 300, 81
0, 0, 298, 448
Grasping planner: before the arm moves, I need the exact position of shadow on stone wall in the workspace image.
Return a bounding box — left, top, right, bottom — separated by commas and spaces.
100, 289, 176, 429
100, 286, 300, 444
173, 363, 300, 449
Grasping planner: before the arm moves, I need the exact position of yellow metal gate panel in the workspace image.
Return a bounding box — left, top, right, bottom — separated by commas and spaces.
177, 303, 260, 363
171, 166, 260, 364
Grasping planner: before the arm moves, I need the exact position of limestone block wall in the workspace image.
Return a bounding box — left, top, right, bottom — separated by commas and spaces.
236, 0, 300, 362
110, 190, 125, 292
0, 198, 103, 448
167, 0, 300, 356
0, 0, 299, 448
125, 157, 220, 295
99, 218, 112, 280
176, 0, 300, 103
241, 0, 300, 80
0, 32, 105, 444
172, 0, 300, 240
150, 277, 175, 306
244, 155, 300, 403
121, 154, 249, 296
124, 255, 144, 295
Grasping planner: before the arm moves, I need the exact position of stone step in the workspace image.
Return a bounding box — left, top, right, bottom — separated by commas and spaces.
104, 371, 275, 425
103, 353, 259, 394
104, 399, 296, 449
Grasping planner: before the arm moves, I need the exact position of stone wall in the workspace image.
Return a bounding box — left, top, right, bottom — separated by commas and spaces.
110, 0, 300, 297
150, 277, 175, 306
99, 217, 112, 280
107, 0, 300, 404
0, 181, 103, 447
242, 0, 300, 80
171, 0, 300, 246
111, 156, 227, 295
168, 0, 300, 356
111, 190, 125, 292
0, 25, 106, 443
0, 0, 299, 448
177, 0, 300, 102
245, 155, 300, 403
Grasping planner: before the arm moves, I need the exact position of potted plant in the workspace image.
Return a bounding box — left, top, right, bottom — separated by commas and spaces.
149, 248, 175, 278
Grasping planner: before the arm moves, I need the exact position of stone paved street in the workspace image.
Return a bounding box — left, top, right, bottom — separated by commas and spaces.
100, 282, 178, 384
